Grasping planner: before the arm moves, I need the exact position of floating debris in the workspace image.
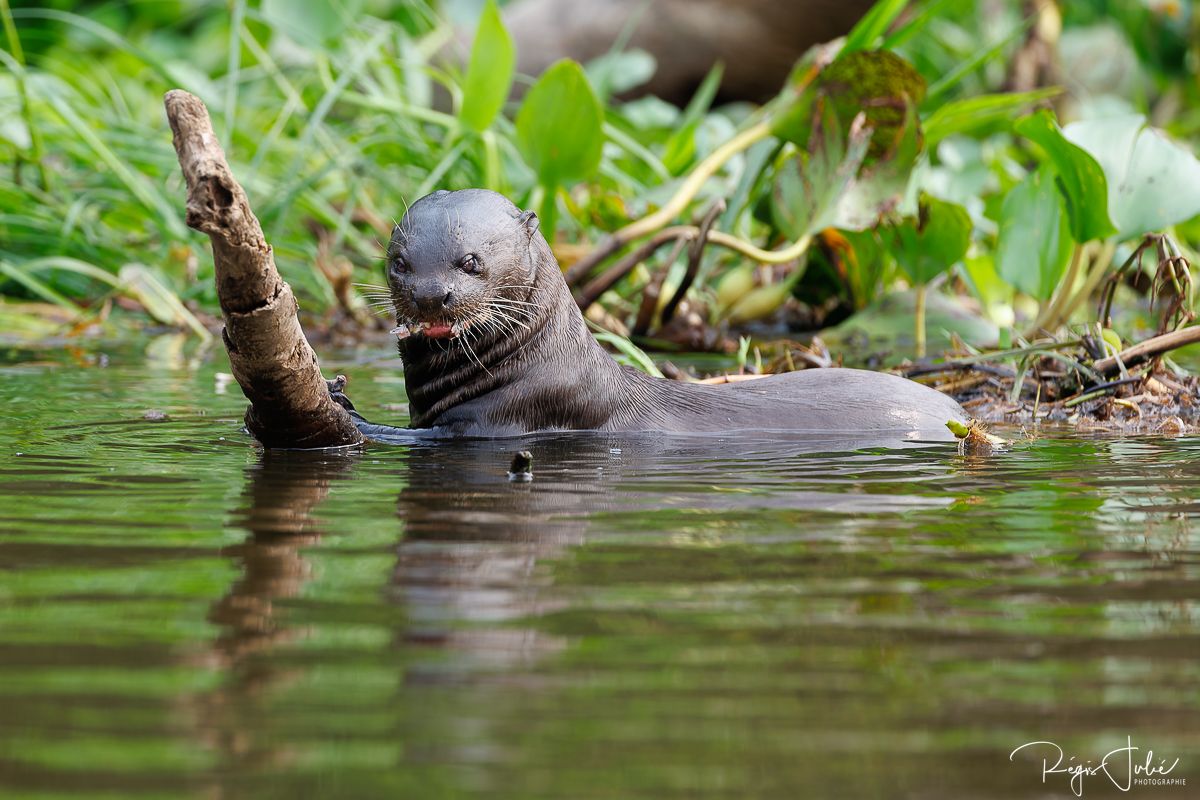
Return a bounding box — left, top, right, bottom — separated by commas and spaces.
508, 450, 534, 482
946, 419, 1007, 457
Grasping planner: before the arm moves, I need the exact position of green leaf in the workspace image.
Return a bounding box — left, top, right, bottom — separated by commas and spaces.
515, 59, 605, 188
0, 259, 76, 310
773, 50, 926, 158
771, 103, 871, 239
1014, 110, 1115, 242
662, 63, 723, 175
44, 94, 186, 240
588, 322, 664, 378
842, 0, 911, 54
834, 102, 922, 231
459, 0, 514, 133
768, 41, 841, 146
890, 194, 972, 285
962, 253, 1014, 323
1063, 114, 1200, 239
661, 119, 699, 176
995, 167, 1073, 301
824, 289, 999, 354
261, 0, 360, 48
923, 89, 1060, 147
923, 18, 1034, 105
771, 50, 926, 233
119, 264, 212, 340
585, 49, 656, 99
882, 0, 955, 50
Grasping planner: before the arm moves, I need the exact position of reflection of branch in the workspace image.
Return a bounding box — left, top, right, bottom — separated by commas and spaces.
193, 452, 359, 786
210, 452, 357, 660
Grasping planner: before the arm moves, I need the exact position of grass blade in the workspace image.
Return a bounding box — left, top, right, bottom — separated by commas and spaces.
842, 0, 911, 55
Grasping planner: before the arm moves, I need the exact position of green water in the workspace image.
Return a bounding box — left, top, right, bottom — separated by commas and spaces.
1, 338, 1197, 799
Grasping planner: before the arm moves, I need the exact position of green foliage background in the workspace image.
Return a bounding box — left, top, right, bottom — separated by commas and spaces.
1, 0, 1198, 349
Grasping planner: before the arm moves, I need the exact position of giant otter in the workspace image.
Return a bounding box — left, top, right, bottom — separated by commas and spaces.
349, 189, 965, 440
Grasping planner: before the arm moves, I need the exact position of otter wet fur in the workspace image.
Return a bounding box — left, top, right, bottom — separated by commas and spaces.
356, 189, 966, 440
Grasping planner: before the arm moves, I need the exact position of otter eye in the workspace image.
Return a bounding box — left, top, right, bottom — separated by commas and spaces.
390, 257, 410, 276
458, 253, 481, 274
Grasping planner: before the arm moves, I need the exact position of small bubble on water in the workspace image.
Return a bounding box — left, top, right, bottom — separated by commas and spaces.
609, 448, 622, 455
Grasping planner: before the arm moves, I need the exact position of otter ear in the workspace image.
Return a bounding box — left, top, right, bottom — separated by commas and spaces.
517, 210, 539, 238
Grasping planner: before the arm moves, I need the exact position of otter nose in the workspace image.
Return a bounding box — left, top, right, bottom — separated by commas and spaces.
412, 284, 454, 313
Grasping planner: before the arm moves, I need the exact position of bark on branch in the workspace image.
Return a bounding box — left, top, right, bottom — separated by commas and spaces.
1093, 325, 1200, 377
164, 89, 362, 448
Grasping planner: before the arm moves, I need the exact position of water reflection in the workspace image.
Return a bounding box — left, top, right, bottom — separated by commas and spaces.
196, 432, 1200, 798
3, 361, 1199, 800
197, 452, 358, 789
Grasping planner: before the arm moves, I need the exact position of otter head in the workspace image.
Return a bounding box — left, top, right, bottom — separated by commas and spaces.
386, 189, 542, 342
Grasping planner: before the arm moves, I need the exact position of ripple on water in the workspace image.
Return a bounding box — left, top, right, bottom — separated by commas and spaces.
0, 353, 1197, 798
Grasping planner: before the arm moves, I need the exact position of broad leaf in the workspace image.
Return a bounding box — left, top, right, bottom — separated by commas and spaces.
772, 50, 926, 233
1014, 110, 1114, 242
459, 0, 514, 133
835, 103, 922, 230
890, 194, 972, 285
769, 41, 841, 147
825, 289, 999, 354
585, 49, 656, 99
771, 104, 870, 239
773, 50, 925, 159
515, 60, 604, 187
996, 167, 1073, 300
1064, 114, 1200, 239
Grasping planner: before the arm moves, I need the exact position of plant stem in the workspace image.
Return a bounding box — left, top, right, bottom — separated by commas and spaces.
1, 0, 49, 190
223, 0, 245, 145
574, 225, 814, 309
538, 184, 559, 246
705, 230, 812, 265
1026, 242, 1084, 337
1057, 238, 1116, 326
621, 121, 771, 241
564, 120, 772, 283
914, 282, 927, 358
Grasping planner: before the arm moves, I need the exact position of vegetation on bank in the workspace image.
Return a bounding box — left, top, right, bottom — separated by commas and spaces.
1, 0, 1199, 388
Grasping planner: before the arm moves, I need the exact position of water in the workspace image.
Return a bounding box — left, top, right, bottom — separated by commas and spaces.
1, 338, 1197, 799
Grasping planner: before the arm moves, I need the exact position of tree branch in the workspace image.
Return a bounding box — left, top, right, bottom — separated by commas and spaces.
1093, 326, 1200, 377
164, 89, 362, 448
